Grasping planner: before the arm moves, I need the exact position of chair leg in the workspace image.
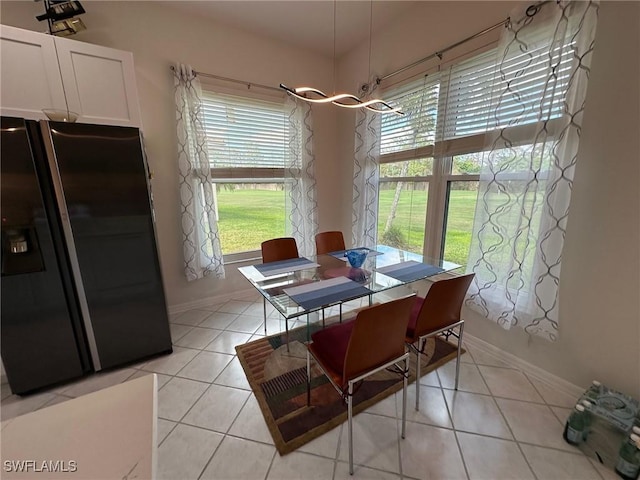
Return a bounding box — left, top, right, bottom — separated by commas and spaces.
322, 308, 325, 328
339, 303, 343, 323
306, 349, 311, 406
348, 381, 354, 475
415, 338, 423, 411
263, 297, 267, 334
402, 357, 408, 439
455, 323, 464, 391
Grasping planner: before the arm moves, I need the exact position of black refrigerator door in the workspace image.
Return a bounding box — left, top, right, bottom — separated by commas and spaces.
41, 121, 172, 370
1, 117, 89, 394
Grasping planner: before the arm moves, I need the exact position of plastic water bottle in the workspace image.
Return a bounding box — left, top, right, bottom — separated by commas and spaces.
585, 380, 602, 401
615, 433, 640, 480
563, 404, 587, 445
581, 400, 595, 440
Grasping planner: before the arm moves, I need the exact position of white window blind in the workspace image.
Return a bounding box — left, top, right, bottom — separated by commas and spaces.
201, 91, 288, 168
380, 76, 440, 155
381, 28, 576, 151
441, 34, 574, 140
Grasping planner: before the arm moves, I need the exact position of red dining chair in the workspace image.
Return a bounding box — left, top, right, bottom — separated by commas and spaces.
315, 231, 346, 255
406, 273, 475, 409
260, 237, 299, 333
306, 294, 415, 475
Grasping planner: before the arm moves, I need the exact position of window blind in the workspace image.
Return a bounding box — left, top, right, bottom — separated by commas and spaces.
201, 90, 288, 168
380, 75, 440, 155
381, 27, 576, 152
441, 40, 573, 140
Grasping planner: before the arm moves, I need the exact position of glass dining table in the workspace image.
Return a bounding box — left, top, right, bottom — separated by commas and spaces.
237, 245, 461, 345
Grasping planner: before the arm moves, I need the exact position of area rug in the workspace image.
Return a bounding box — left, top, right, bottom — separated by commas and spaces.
235, 320, 461, 454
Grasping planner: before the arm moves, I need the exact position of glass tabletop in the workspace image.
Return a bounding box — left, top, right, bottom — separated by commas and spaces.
237, 245, 461, 320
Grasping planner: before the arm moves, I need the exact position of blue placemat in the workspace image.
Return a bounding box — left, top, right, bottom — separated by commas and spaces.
254, 257, 319, 277
377, 261, 444, 283
284, 277, 372, 311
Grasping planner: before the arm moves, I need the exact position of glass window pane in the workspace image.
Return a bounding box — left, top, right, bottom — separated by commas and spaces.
216, 183, 285, 254
377, 181, 428, 254
452, 153, 482, 175
380, 158, 433, 178
443, 181, 479, 266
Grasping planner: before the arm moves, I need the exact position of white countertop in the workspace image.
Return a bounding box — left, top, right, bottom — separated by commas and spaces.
1, 373, 157, 479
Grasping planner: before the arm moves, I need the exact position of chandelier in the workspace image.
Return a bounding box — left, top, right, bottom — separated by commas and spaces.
280, 1, 403, 116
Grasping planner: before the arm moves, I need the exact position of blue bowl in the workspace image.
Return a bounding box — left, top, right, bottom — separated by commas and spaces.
345, 249, 368, 268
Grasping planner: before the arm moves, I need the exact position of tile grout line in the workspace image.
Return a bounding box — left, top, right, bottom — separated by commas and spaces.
477, 362, 540, 480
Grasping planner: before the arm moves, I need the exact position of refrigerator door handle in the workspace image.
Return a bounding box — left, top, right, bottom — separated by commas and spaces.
39, 121, 103, 371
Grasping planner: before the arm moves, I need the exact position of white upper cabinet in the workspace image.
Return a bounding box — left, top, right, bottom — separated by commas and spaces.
54, 36, 141, 127
0, 25, 142, 127
0, 25, 67, 120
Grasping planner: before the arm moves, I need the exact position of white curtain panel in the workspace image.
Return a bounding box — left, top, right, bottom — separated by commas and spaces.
352, 81, 382, 250
466, 1, 598, 340
173, 63, 225, 281
285, 97, 318, 257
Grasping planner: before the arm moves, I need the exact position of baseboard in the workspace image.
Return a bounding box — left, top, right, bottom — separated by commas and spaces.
464, 333, 584, 399
167, 287, 257, 314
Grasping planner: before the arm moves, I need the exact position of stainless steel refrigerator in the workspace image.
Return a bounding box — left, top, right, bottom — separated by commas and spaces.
1, 117, 172, 394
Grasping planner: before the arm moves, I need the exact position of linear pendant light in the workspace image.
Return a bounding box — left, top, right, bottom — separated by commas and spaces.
280, 1, 403, 116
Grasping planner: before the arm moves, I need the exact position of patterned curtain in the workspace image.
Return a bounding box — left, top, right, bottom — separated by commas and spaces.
466, 1, 598, 340
285, 97, 318, 257
352, 80, 382, 249
173, 63, 225, 281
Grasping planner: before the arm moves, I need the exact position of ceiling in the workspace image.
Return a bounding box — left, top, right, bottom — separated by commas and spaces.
161, 1, 421, 57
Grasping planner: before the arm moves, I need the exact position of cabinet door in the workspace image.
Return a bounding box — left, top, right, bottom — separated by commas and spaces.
0, 25, 67, 120
55, 37, 142, 127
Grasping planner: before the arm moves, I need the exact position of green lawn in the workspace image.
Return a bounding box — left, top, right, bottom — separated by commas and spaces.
216, 187, 478, 265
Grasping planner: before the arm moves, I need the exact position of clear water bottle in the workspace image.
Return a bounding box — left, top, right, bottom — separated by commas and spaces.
585, 380, 602, 401
615, 433, 640, 480
563, 404, 587, 445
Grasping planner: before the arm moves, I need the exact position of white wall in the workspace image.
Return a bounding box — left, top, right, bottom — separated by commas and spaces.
2, 1, 638, 397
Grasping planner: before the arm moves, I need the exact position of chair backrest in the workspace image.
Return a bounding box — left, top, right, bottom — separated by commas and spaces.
315, 231, 346, 255
261, 237, 299, 263
412, 273, 475, 340
343, 295, 415, 384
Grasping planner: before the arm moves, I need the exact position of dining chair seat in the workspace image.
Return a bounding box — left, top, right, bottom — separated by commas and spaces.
307, 320, 355, 384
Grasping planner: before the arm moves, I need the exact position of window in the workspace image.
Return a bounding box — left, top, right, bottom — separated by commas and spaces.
201, 90, 289, 260
378, 39, 573, 267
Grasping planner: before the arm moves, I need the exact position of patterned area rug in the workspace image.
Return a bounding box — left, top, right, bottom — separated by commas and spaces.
235, 320, 461, 454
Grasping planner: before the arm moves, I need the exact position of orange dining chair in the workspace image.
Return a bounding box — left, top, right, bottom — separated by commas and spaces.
314, 231, 347, 322
405, 273, 475, 409
260, 237, 299, 333
306, 295, 415, 475
315, 231, 346, 255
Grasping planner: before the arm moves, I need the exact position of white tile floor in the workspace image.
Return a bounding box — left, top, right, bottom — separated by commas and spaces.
0, 292, 617, 480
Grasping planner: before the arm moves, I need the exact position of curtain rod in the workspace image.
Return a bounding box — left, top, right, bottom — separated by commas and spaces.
377, 1, 550, 83
377, 19, 508, 83
170, 65, 282, 93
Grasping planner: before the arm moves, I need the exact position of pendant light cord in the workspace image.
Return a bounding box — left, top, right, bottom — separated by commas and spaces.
332, 0, 336, 96
367, 0, 373, 90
